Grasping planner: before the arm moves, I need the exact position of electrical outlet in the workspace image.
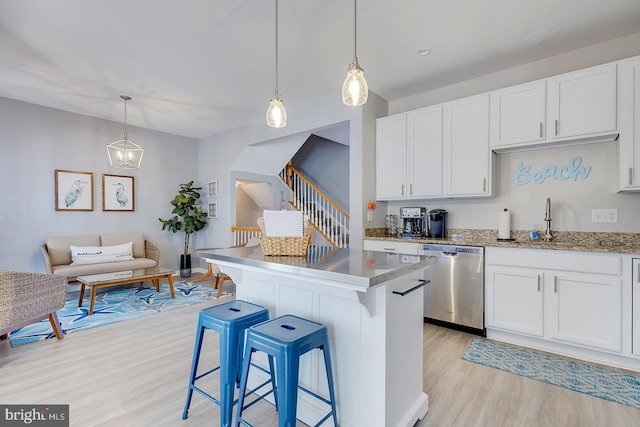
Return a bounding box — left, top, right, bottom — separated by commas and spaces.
591, 209, 618, 223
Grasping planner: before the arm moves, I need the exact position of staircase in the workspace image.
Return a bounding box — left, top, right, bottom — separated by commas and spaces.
280, 163, 350, 248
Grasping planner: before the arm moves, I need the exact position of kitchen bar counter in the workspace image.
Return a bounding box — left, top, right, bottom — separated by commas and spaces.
201, 246, 436, 427
365, 228, 640, 254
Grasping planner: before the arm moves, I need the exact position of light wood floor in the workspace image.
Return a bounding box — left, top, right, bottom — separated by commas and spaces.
2, 275, 640, 427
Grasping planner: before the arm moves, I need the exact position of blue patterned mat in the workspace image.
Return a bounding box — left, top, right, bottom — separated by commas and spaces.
8, 281, 228, 347
462, 338, 640, 409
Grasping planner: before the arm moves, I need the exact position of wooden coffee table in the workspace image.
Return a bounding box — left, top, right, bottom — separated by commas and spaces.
77, 267, 175, 315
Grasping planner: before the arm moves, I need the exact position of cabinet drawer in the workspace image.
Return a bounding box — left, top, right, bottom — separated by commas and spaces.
363, 239, 420, 255
486, 247, 622, 276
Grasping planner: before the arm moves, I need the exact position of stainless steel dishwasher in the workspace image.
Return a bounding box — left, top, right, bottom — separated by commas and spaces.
420, 244, 485, 336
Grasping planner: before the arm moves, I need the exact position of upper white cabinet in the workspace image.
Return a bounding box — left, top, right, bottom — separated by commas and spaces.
490, 80, 547, 148
490, 63, 618, 152
619, 56, 640, 191
407, 106, 443, 198
376, 105, 443, 200
547, 63, 617, 139
443, 94, 492, 197
376, 114, 407, 199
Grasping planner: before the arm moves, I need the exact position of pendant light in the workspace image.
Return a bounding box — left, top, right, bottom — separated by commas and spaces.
266, 0, 287, 128
106, 95, 144, 169
342, 0, 368, 106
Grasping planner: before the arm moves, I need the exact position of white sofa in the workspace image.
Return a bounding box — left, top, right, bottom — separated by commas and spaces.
41, 233, 159, 283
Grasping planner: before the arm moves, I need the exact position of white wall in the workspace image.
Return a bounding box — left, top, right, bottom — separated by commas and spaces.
390, 32, 640, 115
383, 33, 640, 234
0, 97, 200, 273
387, 141, 640, 233
197, 95, 370, 259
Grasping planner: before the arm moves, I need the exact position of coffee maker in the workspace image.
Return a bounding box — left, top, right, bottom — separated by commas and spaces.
427, 209, 447, 238
399, 207, 426, 239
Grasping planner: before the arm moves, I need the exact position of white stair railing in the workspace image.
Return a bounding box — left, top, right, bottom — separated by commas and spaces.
281, 164, 350, 248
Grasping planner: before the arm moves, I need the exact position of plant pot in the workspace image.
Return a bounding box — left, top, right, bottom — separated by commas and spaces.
180, 254, 192, 278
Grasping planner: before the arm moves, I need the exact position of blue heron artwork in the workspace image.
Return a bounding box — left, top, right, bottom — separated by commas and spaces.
102, 174, 134, 211
113, 182, 129, 207
64, 180, 88, 207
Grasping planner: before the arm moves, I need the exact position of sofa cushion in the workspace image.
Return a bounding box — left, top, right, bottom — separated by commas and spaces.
47, 235, 100, 266
52, 258, 157, 279
70, 242, 134, 266
100, 233, 145, 258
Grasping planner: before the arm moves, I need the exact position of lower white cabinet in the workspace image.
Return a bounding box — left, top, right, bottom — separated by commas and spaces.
549, 272, 622, 352
485, 266, 544, 337
363, 239, 420, 255
486, 247, 625, 355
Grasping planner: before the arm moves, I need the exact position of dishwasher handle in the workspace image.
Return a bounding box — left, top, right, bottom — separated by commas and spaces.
392, 279, 430, 296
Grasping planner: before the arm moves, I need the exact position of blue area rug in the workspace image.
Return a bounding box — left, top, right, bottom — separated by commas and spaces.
8, 281, 229, 347
462, 338, 640, 409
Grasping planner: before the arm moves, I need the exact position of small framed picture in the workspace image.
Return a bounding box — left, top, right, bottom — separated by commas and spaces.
102, 174, 134, 211
55, 169, 94, 211
208, 181, 218, 197
208, 202, 217, 218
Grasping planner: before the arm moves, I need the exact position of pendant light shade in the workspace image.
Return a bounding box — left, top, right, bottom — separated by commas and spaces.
106, 95, 144, 169
266, 92, 287, 128
342, 0, 368, 106
266, 0, 287, 128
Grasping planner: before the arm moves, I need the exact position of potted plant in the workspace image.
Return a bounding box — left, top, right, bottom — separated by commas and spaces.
159, 180, 208, 278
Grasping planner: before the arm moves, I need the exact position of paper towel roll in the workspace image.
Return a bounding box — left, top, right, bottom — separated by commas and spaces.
498, 208, 511, 240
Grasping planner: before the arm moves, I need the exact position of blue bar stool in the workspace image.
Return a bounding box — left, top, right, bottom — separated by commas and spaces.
235, 314, 338, 427
182, 300, 270, 427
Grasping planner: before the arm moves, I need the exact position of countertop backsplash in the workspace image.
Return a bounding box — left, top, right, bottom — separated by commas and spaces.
364, 228, 640, 254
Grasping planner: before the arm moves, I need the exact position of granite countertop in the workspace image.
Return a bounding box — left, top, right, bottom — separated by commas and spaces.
199, 245, 436, 290
364, 228, 640, 255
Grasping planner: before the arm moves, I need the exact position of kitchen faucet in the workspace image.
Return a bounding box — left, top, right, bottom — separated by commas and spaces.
545, 198, 553, 242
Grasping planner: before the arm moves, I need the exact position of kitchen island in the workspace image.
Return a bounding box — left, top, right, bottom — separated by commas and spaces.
200, 245, 436, 427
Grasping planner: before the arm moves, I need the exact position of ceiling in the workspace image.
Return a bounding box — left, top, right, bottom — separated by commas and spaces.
2, 0, 640, 140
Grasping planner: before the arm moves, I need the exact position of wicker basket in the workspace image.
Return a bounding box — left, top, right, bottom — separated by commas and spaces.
259, 234, 311, 256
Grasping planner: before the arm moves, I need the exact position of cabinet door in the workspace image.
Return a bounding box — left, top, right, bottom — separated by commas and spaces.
548, 272, 622, 353
485, 266, 544, 337
407, 105, 443, 198
547, 63, 617, 140
443, 94, 491, 197
376, 114, 407, 200
619, 57, 640, 191
490, 80, 546, 148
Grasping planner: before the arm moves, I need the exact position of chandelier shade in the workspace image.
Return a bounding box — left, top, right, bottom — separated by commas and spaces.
107, 95, 144, 169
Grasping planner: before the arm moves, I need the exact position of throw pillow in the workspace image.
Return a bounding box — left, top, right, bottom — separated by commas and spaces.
70, 242, 134, 266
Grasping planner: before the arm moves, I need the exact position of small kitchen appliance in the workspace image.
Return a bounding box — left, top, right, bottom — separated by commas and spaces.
399, 207, 426, 239
427, 209, 447, 238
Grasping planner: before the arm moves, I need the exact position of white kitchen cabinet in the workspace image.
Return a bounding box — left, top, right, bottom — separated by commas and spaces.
633, 259, 640, 356
619, 56, 640, 191
363, 239, 420, 255
490, 63, 618, 152
443, 94, 492, 197
375, 106, 443, 200
486, 247, 625, 355
376, 114, 407, 199
548, 272, 622, 353
490, 80, 546, 149
485, 265, 544, 337
547, 63, 617, 140
407, 105, 443, 198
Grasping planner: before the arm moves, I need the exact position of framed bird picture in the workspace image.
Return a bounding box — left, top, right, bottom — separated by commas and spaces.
55, 169, 94, 211
102, 174, 134, 211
